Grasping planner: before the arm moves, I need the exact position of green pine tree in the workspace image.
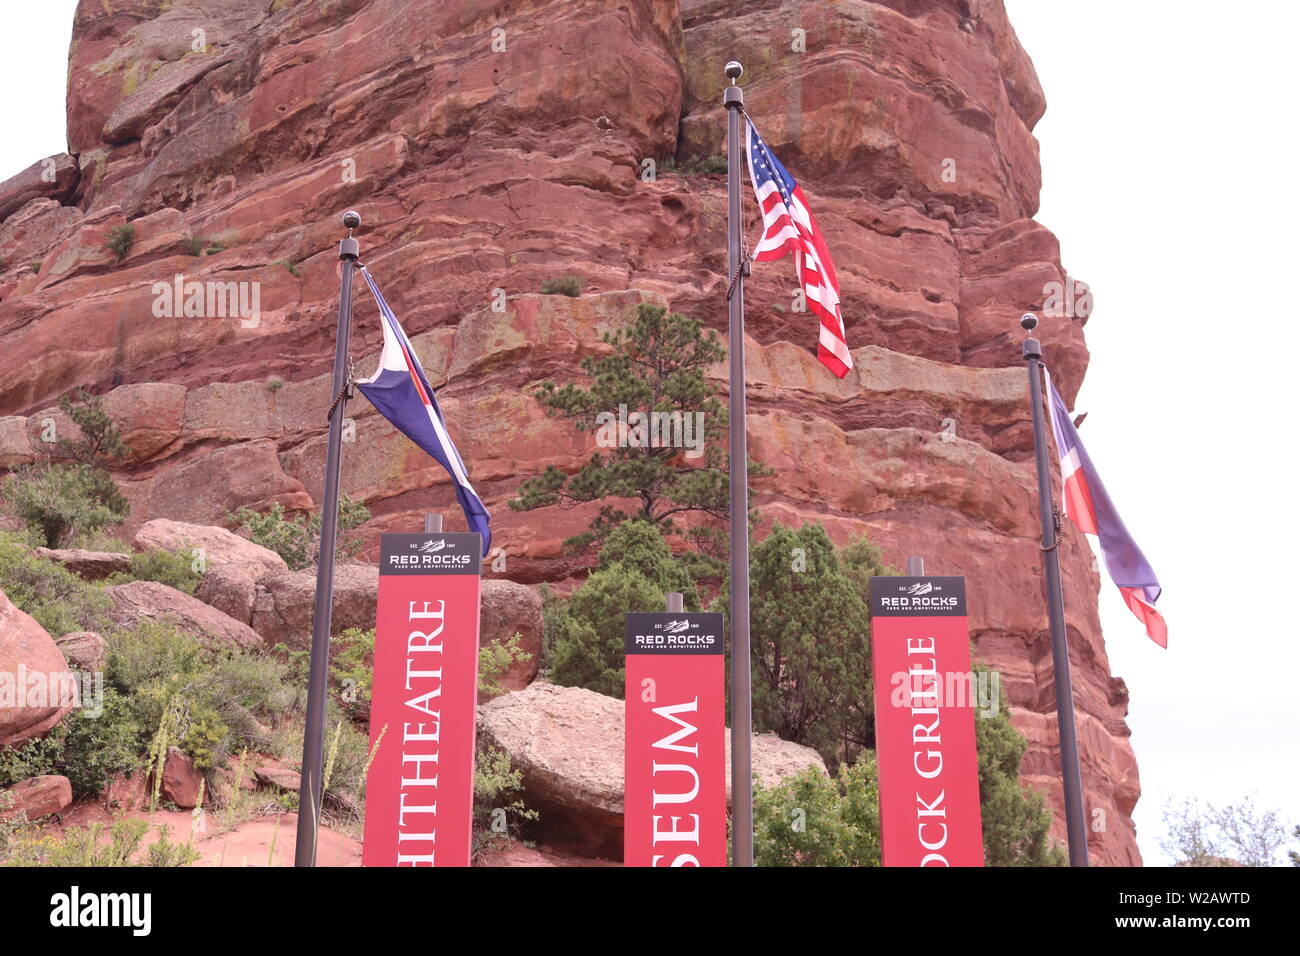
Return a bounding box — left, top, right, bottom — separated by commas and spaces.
972, 660, 1067, 866
734, 523, 1064, 865
2, 389, 129, 546
55, 388, 128, 466
752, 757, 882, 867
728, 523, 875, 767
546, 520, 698, 698
510, 303, 767, 568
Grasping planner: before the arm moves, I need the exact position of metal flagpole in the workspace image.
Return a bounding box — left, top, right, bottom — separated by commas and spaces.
1020, 312, 1090, 867
295, 211, 361, 867
723, 60, 754, 868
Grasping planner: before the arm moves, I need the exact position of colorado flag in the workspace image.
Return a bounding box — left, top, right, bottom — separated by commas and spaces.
355, 266, 491, 555
1045, 371, 1165, 647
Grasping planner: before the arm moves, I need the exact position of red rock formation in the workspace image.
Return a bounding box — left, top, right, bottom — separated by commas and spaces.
33, 547, 131, 580
159, 746, 204, 810
478, 681, 827, 859
1, 775, 74, 821
0, 590, 76, 748
0, 0, 1139, 863
105, 580, 263, 649
478, 579, 544, 700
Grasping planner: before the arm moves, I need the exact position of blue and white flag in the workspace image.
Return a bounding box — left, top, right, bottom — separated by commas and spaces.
1044, 369, 1165, 647
356, 267, 491, 555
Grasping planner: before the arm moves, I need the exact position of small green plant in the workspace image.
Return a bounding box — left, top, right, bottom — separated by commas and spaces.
2, 389, 130, 546
303, 704, 370, 820
0, 533, 111, 635
227, 495, 370, 571
110, 621, 295, 774
266, 700, 370, 828
751, 758, 882, 867
0, 791, 30, 859
662, 154, 727, 176
266, 376, 285, 393
472, 746, 537, 857
105, 224, 135, 262
178, 705, 227, 769
539, 275, 583, 297
64, 529, 130, 552
0, 734, 62, 789
355, 725, 387, 810
57, 687, 149, 795
267, 814, 283, 865
3, 463, 129, 547
3, 818, 199, 867
276, 260, 301, 278
478, 633, 532, 697
331, 627, 374, 717
146, 703, 173, 812
181, 234, 226, 256
107, 548, 202, 594
322, 721, 345, 794
31, 261, 40, 274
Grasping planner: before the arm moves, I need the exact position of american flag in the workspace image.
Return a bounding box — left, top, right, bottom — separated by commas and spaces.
746, 119, 851, 378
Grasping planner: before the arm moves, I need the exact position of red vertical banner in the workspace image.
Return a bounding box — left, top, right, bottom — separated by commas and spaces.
624, 612, 726, 867
869, 576, 984, 867
362, 532, 482, 867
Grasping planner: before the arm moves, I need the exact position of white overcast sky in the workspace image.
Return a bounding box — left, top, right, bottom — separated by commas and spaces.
1006, 0, 1299, 863
2, 2, 1294, 865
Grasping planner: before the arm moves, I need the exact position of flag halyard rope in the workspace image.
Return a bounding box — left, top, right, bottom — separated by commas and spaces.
325, 357, 356, 421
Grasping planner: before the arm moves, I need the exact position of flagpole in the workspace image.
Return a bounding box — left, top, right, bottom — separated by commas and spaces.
1021, 312, 1090, 867
723, 60, 754, 868
294, 211, 361, 867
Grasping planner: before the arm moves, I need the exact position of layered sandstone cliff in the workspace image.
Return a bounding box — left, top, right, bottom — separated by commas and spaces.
0, 0, 1140, 864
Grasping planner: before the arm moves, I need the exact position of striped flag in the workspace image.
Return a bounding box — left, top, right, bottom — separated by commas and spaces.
1045, 371, 1166, 647
355, 267, 492, 555
745, 118, 852, 378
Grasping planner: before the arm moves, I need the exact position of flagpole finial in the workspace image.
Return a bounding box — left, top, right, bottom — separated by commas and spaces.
1021, 312, 1041, 361
339, 211, 361, 261
725, 60, 743, 84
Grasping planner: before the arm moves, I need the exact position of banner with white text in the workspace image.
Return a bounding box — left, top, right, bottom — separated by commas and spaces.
624, 612, 725, 867
869, 576, 984, 867
362, 532, 482, 866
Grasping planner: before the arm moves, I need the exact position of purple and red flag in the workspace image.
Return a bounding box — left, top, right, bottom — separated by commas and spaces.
745, 119, 852, 378
1045, 371, 1166, 647
355, 266, 492, 555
